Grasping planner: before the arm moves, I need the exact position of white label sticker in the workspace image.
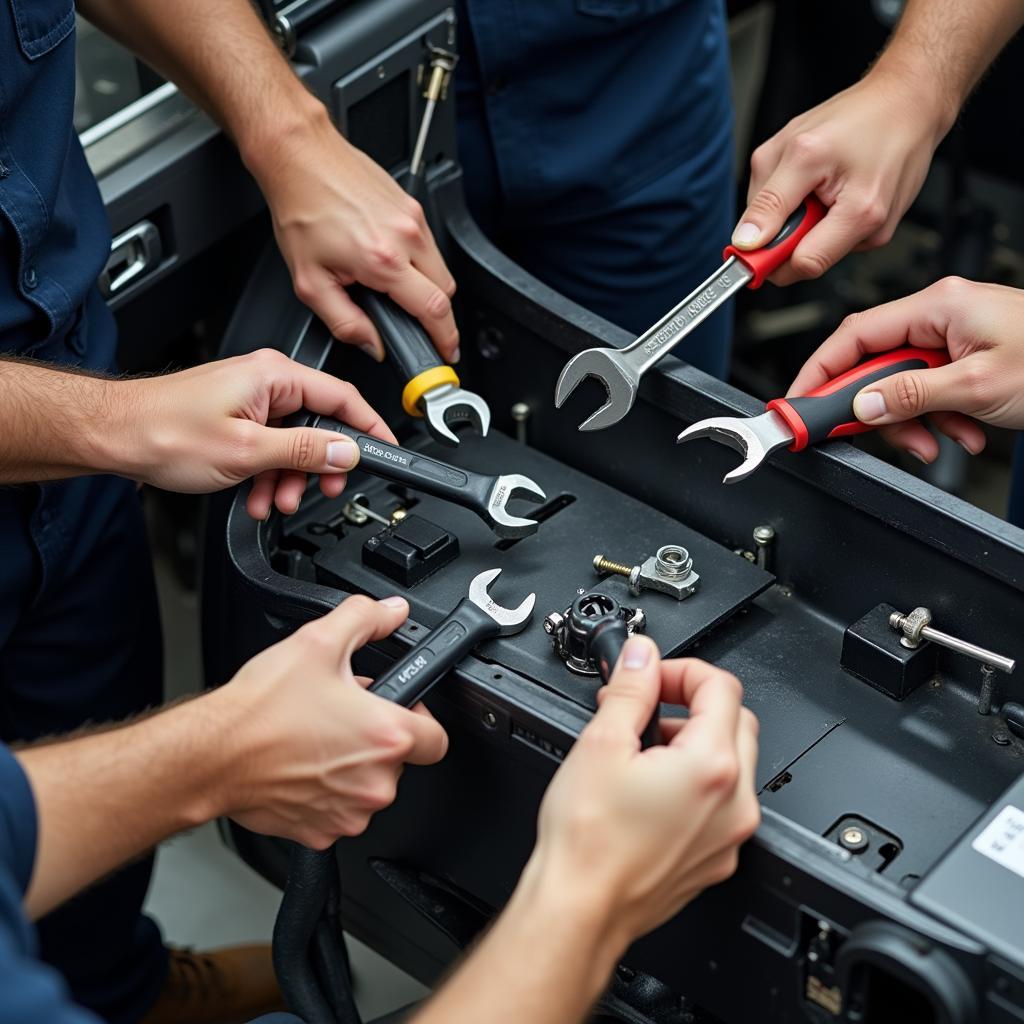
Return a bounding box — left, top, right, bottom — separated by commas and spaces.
971, 804, 1024, 878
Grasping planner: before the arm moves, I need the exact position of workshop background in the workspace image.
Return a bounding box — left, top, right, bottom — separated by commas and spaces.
70, 1, 1024, 1019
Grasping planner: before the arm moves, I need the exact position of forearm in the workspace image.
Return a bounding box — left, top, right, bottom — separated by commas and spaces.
413, 855, 627, 1024
0, 359, 123, 483
873, 0, 1024, 128
75, 0, 328, 182
15, 692, 234, 919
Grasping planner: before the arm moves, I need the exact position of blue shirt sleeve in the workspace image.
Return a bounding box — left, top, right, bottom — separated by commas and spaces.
0, 743, 102, 1024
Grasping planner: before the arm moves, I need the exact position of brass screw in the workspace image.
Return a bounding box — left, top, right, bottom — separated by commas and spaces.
594, 554, 635, 577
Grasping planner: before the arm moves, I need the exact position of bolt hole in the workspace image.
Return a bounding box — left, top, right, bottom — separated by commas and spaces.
409, 625, 418, 632
493, 672, 503, 680
665, 551, 682, 562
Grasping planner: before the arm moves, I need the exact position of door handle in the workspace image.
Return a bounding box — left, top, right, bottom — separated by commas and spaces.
99, 221, 163, 297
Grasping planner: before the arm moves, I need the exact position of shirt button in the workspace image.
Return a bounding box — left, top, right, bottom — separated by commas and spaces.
23, 267, 38, 290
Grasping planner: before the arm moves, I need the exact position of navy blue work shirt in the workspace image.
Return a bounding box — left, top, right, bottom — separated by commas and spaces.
0, 0, 111, 357
0, 744, 100, 1023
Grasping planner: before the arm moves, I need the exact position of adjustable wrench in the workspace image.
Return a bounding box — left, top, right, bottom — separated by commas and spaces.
370, 568, 535, 706
676, 347, 950, 482
555, 196, 827, 431
314, 416, 545, 539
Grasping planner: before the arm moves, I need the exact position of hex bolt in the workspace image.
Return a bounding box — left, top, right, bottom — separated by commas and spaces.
752, 525, 775, 571
595, 549, 699, 601
511, 402, 531, 445
978, 664, 996, 716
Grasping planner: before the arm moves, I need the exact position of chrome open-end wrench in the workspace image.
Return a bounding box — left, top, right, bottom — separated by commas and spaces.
354, 287, 491, 447
369, 568, 535, 706
313, 416, 545, 539
555, 196, 827, 431
676, 347, 950, 482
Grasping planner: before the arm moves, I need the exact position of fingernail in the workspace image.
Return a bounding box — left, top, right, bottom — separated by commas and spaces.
359, 342, 383, 363
909, 450, 929, 465
450, 346, 461, 364
732, 222, 761, 247
853, 391, 887, 422
959, 439, 979, 455
327, 437, 359, 469
622, 637, 651, 670
380, 596, 407, 608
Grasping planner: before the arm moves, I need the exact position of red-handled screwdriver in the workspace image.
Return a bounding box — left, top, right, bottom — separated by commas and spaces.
555, 195, 828, 431
675, 347, 951, 482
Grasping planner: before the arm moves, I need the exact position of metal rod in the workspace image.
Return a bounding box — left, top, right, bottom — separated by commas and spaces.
978, 664, 996, 716
919, 624, 1016, 675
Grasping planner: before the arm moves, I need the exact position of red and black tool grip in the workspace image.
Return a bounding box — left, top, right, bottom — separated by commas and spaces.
722, 194, 827, 289
765, 347, 951, 452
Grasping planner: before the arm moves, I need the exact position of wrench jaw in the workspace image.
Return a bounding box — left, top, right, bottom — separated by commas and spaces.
676, 418, 768, 484
468, 568, 536, 636
485, 474, 547, 539
421, 385, 492, 447
554, 350, 639, 432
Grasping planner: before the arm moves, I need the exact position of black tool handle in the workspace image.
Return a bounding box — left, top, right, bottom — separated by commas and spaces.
589, 619, 660, 749
315, 417, 495, 512
369, 598, 496, 706
766, 347, 951, 452
352, 286, 444, 383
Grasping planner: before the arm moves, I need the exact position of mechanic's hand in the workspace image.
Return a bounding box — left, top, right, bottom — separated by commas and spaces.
525, 638, 760, 946
249, 112, 458, 363
732, 69, 951, 285
214, 594, 448, 848
788, 278, 1024, 462
117, 348, 396, 519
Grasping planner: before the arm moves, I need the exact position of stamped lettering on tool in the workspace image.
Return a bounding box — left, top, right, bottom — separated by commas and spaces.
972, 804, 1024, 879
398, 654, 428, 685
640, 274, 733, 358
491, 483, 507, 509
363, 441, 409, 466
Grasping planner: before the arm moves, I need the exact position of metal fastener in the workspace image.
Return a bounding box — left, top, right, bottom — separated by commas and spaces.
978, 664, 996, 716
511, 402, 531, 445
839, 826, 868, 852
889, 607, 1016, 674
992, 729, 1011, 747
482, 710, 497, 729
594, 547, 699, 601
752, 524, 775, 571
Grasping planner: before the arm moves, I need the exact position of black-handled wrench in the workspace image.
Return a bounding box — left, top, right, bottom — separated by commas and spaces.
370, 568, 535, 706
313, 416, 545, 539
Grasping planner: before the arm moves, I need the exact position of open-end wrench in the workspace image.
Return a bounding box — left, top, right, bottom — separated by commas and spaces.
555, 196, 827, 431
354, 288, 491, 447
351, 47, 489, 448
370, 568, 535, 706
676, 347, 950, 482
313, 416, 545, 539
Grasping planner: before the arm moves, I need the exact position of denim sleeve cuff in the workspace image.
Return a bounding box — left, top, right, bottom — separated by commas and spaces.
0, 744, 38, 897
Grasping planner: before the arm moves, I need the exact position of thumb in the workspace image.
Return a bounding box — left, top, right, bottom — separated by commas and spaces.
243, 425, 361, 477
852, 361, 971, 426
733, 163, 815, 251
591, 636, 661, 740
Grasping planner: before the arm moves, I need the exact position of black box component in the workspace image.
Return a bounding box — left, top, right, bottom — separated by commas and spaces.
841, 603, 938, 700
362, 514, 459, 587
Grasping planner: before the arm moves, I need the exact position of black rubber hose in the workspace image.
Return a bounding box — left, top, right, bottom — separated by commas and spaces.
273, 844, 339, 1024
313, 868, 361, 1024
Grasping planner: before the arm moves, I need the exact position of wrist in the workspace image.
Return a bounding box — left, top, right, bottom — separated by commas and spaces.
508, 851, 632, 991
869, 47, 959, 140
238, 88, 335, 189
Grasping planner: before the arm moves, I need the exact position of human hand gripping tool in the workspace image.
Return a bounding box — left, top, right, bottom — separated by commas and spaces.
369, 568, 535, 706
554, 196, 827, 431
676, 347, 951, 481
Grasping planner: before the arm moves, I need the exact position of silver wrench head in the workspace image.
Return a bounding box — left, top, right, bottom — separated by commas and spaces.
485, 473, 546, 539
676, 410, 794, 484
554, 348, 640, 432
468, 568, 535, 635
420, 384, 491, 446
